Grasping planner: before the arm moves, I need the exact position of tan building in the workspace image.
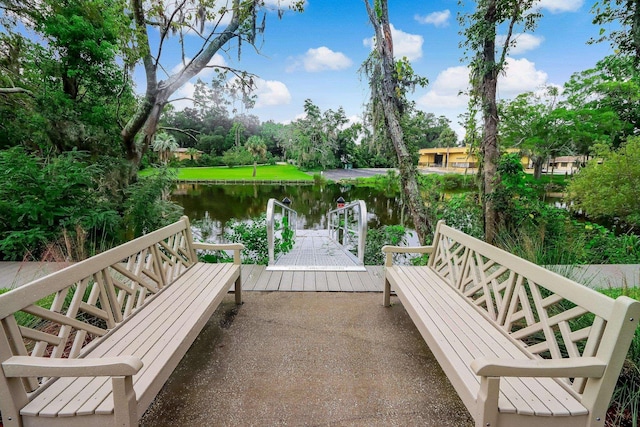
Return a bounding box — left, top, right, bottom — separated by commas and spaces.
418, 146, 529, 173
543, 155, 588, 175
172, 147, 203, 161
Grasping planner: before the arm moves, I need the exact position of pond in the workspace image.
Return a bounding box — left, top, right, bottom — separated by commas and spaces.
171, 182, 416, 242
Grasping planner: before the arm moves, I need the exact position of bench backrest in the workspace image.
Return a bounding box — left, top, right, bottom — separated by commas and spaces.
427, 221, 640, 410
0, 216, 197, 395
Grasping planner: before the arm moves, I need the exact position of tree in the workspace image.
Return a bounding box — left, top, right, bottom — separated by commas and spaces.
563, 55, 640, 145
0, 0, 135, 155
567, 137, 640, 227
460, 0, 540, 243
590, 0, 640, 66
245, 135, 267, 177
120, 0, 304, 169
363, 0, 431, 244
500, 88, 568, 179
151, 132, 178, 165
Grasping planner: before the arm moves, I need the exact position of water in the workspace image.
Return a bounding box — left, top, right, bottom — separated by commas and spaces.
171, 182, 413, 242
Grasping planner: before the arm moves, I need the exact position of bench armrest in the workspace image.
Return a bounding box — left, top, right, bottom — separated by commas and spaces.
192, 243, 245, 251
381, 245, 434, 267
471, 357, 607, 378
192, 242, 245, 264
381, 245, 434, 254
2, 356, 143, 378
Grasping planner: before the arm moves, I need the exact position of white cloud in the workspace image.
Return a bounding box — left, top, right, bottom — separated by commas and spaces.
264, 0, 306, 7
170, 54, 228, 79
170, 82, 197, 111
498, 58, 548, 97
287, 46, 353, 72
537, 0, 583, 13
363, 24, 423, 61
415, 10, 451, 27
496, 33, 544, 55
254, 78, 292, 108
418, 66, 470, 110
417, 58, 548, 110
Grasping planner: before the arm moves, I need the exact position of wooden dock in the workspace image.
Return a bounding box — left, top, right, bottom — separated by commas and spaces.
0, 262, 384, 292
242, 265, 383, 292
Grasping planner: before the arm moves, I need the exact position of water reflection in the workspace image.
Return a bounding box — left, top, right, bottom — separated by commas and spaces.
171, 183, 412, 241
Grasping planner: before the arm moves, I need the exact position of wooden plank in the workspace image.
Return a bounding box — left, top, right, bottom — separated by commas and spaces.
314, 272, 328, 291
291, 272, 305, 291
337, 271, 353, 292
251, 268, 272, 291
325, 271, 341, 292
347, 272, 365, 292
303, 271, 316, 291
265, 271, 283, 291
240, 265, 260, 291
279, 271, 294, 291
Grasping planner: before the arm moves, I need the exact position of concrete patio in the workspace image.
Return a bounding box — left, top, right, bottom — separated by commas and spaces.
140, 292, 473, 426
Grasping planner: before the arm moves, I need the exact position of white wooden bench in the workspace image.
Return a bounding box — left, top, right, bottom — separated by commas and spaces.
382, 221, 640, 427
0, 216, 243, 427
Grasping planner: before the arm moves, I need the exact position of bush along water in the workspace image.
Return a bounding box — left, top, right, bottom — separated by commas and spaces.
197, 214, 294, 265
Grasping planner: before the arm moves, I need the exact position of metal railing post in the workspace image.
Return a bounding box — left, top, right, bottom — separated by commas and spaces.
266, 198, 298, 265
326, 200, 368, 263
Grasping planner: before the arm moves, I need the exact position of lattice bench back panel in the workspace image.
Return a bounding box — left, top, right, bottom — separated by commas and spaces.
0, 219, 195, 394
428, 223, 617, 396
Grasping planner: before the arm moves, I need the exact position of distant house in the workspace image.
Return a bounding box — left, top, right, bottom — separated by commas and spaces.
542, 156, 589, 175
418, 146, 529, 173
172, 147, 202, 161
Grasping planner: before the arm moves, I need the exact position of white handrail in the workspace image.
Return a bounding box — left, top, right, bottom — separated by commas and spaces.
327, 200, 367, 263
266, 198, 298, 265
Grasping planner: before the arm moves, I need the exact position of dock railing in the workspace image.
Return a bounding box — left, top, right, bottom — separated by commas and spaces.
327, 200, 367, 263
266, 198, 298, 265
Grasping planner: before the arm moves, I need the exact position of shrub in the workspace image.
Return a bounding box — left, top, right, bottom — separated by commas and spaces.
0, 148, 120, 260
364, 225, 408, 265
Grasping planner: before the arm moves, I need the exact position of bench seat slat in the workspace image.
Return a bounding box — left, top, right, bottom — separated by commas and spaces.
389, 265, 588, 417
405, 266, 588, 416
20, 264, 213, 417
402, 266, 587, 417
22, 263, 236, 420
75, 263, 232, 417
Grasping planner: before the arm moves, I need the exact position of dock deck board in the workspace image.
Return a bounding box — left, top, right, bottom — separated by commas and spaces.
0, 262, 383, 292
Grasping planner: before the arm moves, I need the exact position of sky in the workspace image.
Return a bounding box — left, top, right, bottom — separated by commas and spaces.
153, 0, 617, 139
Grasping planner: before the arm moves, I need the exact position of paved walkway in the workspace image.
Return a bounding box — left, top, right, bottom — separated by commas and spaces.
140, 292, 473, 426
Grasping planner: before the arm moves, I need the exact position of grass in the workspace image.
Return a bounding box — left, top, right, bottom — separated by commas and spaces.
139, 164, 314, 181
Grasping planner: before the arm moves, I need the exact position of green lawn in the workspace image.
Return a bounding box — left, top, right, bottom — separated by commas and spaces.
139, 164, 314, 181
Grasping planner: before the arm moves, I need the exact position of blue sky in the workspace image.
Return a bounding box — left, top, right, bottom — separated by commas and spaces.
158, 0, 616, 138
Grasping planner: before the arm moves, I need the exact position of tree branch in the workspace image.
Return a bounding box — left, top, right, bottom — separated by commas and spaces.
0, 87, 34, 96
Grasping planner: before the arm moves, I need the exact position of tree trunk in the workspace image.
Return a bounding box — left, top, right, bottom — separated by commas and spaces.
365, 0, 431, 244
480, 0, 499, 245
533, 156, 544, 180
253, 161, 257, 177
122, 0, 244, 169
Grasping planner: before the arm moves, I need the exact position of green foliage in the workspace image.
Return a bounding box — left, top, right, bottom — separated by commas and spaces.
0, 148, 120, 260
123, 169, 183, 237
222, 145, 253, 168
439, 194, 484, 239
364, 225, 408, 265
568, 137, 640, 227
222, 214, 293, 265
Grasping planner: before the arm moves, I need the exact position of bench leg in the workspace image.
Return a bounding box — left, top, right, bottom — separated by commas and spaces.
383, 276, 391, 307
112, 376, 137, 427
476, 376, 499, 427
234, 272, 242, 305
